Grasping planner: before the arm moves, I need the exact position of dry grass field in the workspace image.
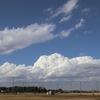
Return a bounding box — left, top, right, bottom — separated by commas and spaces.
0, 93, 100, 100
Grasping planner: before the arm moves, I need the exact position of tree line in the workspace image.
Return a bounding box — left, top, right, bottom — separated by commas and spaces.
0, 86, 47, 94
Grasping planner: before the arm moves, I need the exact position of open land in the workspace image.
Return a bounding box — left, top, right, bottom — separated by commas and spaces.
0, 93, 100, 100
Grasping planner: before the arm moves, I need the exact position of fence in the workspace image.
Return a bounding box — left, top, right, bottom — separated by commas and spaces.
0, 77, 100, 92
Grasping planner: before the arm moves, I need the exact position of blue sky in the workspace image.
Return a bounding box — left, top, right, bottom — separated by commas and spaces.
1, 0, 100, 89
0, 0, 100, 66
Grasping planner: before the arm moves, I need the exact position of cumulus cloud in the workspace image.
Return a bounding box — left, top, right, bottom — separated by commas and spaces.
0, 53, 100, 86
0, 23, 56, 54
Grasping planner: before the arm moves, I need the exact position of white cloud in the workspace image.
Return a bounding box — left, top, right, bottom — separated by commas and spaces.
0, 18, 85, 55
0, 18, 85, 54
52, 0, 78, 18
0, 23, 56, 54
44, 8, 53, 14
75, 18, 85, 29
81, 8, 91, 15
79, 52, 86, 56
59, 18, 85, 38
84, 30, 93, 34
59, 15, 72, 23
51, 0, 78, 22
0, 53, 100, 87
58, 28, 73, 38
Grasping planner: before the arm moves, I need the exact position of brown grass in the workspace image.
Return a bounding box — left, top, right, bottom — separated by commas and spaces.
0, 93, 100, 100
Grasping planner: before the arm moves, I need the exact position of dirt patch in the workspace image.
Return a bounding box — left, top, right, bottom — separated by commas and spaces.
0, 93, 100, 100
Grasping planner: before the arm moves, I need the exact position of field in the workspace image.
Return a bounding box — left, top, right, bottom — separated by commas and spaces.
0, 93, 100, 100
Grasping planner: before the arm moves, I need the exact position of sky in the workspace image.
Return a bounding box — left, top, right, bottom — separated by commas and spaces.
0, 0, 100, 89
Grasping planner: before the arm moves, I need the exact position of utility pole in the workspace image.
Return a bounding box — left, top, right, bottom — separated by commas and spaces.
80, 81, 82, 95
70, 81, 72, 91
57, 83, 58, 93
12, 77, 15, 93
34, 86, 35, 94
22, 82, 24, 93
96, 82, 98, 92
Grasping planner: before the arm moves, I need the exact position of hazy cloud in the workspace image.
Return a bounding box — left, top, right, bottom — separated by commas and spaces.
75, 18, 85, 29
79, 52, 86, 56
44, 7, 53, 14
81, 8, 91, 15
84, 30, 93, 34
52, 0, 78, 18
59, 18, 85, 38
59, 15, 72, 23
51, 0, 78, 22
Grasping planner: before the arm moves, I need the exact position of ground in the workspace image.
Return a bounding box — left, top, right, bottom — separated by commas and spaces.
0, 93, 100, 100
